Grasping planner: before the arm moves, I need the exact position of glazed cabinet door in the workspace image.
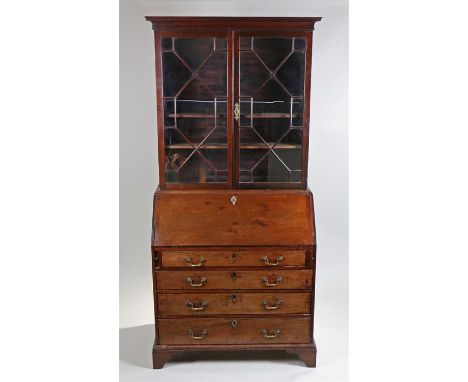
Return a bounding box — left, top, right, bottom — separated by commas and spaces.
234, 32, 311, 188
157, 32, 232, 187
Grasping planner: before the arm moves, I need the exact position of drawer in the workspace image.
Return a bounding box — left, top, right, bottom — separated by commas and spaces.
158, 292, 311, 316
158, 317, 311, 345
161, 250, 306, 268
155, 269, 313, 290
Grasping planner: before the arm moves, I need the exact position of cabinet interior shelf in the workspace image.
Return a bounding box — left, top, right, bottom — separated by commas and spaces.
166, 143, 301, 150
168, 113, 299, 119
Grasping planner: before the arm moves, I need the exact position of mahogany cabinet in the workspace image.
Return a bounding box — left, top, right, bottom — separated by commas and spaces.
146, 16, 321, 368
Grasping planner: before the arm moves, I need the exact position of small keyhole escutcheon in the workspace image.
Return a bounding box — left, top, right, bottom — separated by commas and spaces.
230, 195, 237, 205
231, 272, 237, 281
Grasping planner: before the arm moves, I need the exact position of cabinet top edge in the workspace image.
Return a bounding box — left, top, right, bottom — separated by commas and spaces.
154, 188, 312, 196
145, 16, 322, 30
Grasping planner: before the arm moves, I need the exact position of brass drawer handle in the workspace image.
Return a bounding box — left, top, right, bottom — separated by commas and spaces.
186, 300, 208, 311
187, 329, 207, 340
261, 276, 283, 287
186, 276, 207, 287
262, 299, 283, 310
261, 255, 284, 266
185, 256, 206, 267
260, 328, 281, 339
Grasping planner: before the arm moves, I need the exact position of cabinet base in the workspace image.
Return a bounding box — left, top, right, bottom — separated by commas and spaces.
152, 341, 317, 369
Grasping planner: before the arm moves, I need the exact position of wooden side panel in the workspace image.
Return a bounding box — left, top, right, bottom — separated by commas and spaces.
158, 292, 311, 316
161, 250, 306, 267
158, 317, 311, 345
153, 191, 314, 246
155, 269, 313, 290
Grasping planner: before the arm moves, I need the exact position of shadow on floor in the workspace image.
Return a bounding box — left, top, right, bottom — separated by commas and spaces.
119, 325, 304, 368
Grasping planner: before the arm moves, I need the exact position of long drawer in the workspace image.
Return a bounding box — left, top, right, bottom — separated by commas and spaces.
158, 317, 311, 345
160, 250, 306, 268
158, 292, 311, 316
155, 269, 313, 290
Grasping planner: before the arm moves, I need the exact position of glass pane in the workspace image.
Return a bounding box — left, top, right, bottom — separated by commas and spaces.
294, 37, 306, 50
253, 37, 293, 71
215, 38, 227, 50
174, 38, 214, 70
161, 37, 173, 51
239, 51, 270, 97
239, 37, 252, 51
276, 51, 305, 96
161, 36, 228, 184
237, 35, 306, 184
162, 52, 191, 97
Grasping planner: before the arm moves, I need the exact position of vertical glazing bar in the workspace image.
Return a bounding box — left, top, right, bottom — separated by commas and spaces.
174, 98, 177, 129
214, 97, 217, 129
250, 97, 253, 128
290, 97, 294, 128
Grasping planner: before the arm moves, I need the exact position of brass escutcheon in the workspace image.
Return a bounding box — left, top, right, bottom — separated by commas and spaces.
234, 102, 240, 121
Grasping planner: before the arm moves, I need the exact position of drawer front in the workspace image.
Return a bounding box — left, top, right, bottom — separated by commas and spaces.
156, 269, 313, 290
161, 250, 306, 268
158, 292, 311, 316
158, 317, 311, 345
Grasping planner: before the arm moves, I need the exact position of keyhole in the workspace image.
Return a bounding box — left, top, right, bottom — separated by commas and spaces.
231, 272, 237, 281
232, 293, 237, 303
231, 320, 238, 329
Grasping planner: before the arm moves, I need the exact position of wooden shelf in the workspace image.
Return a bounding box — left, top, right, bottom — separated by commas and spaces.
166, 144, 226, 149
168, 113, 299, 119
250, 113, 298, 119
166, 143, 301, 150
241, 143, 300, 149
168, 113, 218, 118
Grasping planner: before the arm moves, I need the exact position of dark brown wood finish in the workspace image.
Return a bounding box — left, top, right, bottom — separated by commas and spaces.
146, 17, 321, 31
146, 16, 321, 368
152, 342, 316, 369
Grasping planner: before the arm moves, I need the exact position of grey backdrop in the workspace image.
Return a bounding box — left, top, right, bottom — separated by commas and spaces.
120, 1, 348, 342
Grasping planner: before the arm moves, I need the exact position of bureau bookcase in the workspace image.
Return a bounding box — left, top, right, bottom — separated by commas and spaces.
146, 16, 321, 368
